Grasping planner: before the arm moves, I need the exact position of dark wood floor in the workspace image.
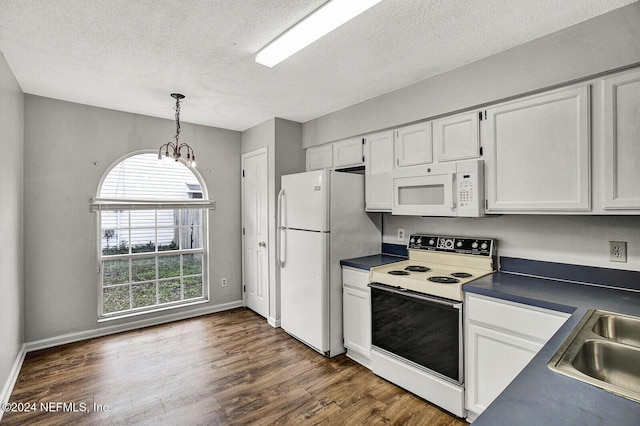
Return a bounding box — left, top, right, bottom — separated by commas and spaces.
3, 308, 467, 425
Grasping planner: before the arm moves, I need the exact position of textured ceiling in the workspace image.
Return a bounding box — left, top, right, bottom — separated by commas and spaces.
0, 0, 636, 131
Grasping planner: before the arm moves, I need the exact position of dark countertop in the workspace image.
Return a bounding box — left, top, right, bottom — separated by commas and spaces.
464, 272, 640, 426
340, 253, 406, 270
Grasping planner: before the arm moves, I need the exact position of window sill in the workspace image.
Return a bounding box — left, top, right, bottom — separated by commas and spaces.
97, 297, 210, 322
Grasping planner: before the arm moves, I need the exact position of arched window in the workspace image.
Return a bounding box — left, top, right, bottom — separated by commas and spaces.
92, 152, 213, 318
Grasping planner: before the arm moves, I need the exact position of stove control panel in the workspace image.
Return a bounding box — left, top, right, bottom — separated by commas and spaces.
408, 234, 495, 256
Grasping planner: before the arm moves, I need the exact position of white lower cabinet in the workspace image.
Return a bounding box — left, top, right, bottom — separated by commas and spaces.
464, 293, 569, 421
342, 266, 372, 368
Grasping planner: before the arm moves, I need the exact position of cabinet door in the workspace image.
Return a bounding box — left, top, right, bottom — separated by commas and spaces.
343, 286, 372, 358
364, 131, 394, 211
306, 144, 333, 171
394, 122, 432, 167
465, 323, 542, 416
333, 138, 364, 168
433, 111, 480, 162
484, 85, 591, 212
603, 70, 640, 209
465, 293, 568, 418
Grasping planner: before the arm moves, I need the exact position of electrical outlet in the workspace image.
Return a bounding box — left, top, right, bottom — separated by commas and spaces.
221, 277, 228, 287
609, 241, 627, 263
397, 228, 405, 242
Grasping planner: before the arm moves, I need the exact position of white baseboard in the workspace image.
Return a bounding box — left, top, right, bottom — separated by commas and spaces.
0, 343, 27, 422
267, 316, 281, 328
346, 349, 372, 369
26, 300, 243, 352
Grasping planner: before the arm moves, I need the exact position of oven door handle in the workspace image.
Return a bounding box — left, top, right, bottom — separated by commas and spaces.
368, 282, 462, 309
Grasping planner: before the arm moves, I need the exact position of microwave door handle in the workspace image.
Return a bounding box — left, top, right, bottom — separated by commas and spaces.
446, 174, 456, 209
277, 188, 286, 268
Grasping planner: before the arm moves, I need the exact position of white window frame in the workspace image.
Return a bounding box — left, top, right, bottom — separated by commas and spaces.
92, 151, 213, 320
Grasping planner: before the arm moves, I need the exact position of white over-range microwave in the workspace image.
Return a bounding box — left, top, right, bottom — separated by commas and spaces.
392, 159, 484, 217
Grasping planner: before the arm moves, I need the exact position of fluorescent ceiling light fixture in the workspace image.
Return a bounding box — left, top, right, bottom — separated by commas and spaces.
255, 0, 383, 67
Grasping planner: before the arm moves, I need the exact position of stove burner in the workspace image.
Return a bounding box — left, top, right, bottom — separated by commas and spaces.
451, 272, 473, 278
404, 265, 431, 272
428, 276, 460, 284
388, 270, 410, 276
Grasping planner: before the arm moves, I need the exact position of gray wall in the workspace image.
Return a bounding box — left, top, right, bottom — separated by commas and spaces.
0, 53, 24, 400
272, 118, 305, 321
301, 2, 640, 272
274, 118, 306, 182
242, 118, 275, 155
242, 118, 304, 325
23, 95, 242, 343
302, 2, 640, 147
383, 215, 640, 270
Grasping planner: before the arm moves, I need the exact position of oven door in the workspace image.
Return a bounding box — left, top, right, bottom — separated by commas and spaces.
392, 164, 456, 216
369, 282, 463, 384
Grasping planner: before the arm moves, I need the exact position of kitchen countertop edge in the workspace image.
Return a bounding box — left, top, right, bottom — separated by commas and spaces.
340, 253, 407, 271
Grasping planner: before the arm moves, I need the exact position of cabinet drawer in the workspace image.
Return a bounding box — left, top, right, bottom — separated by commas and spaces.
466, 294, 568, 342
342, 266, 370, 291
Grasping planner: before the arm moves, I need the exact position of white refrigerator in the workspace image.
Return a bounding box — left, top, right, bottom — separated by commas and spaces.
277, 169, 381, 357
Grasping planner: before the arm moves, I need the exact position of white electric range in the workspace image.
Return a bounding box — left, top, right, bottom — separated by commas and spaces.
368, 234, 496, 418
369, 235, 495, 301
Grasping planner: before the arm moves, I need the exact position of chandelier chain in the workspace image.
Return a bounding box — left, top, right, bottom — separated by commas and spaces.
174, 97, 181, 144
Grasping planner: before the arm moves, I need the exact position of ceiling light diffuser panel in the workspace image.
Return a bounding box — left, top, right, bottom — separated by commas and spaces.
255, 0, 383, 67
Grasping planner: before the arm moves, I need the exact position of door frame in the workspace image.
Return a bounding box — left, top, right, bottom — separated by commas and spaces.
241, 147, 269, 317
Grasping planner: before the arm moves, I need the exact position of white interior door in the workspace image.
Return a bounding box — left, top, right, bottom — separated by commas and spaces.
242, 148, 269, 318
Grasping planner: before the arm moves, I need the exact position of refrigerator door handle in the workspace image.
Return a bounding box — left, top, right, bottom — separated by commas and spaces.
277, 188, 286, 268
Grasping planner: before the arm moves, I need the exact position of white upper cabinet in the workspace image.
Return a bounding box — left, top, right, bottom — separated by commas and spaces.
306, 144, 333, 171
484, 85, 591, 213
364, 131, 394, 211
433, 111, 480, 162
394, 122, 433, 167
333, 137, 364, 169
602, 69, 640, 210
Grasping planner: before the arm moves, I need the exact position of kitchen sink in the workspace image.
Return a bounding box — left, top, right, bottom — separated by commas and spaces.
592, 313, 640, 346
548, 309, 640, 402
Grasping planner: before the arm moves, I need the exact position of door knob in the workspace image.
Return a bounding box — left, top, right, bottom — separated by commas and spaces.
258, 241, 266, 248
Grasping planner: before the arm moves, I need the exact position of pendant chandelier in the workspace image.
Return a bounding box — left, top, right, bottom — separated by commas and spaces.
158, 93, 196, 167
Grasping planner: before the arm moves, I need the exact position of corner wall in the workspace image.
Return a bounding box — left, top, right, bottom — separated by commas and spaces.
23, 95, 243, 343
0, 52, 24, 406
